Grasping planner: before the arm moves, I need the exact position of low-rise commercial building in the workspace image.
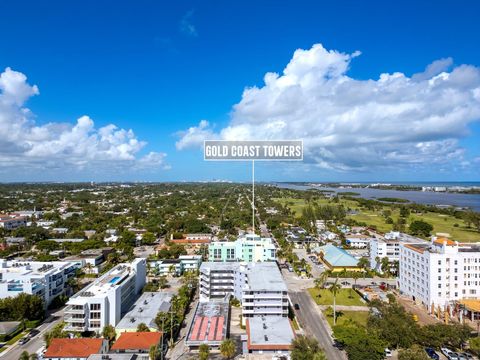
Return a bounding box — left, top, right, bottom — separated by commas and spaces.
399, 238, 480, 311
116, 291, 172, 335
0, 259, 77, 306
208, 234, 276, 262
245, 316, 295, 355
185, 300, 229, 349
313, 244, 360, 272
64, 258, 146, 332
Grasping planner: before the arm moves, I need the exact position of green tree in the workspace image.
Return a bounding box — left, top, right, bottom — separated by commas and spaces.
19, 351, 30, 360
149, 345, 159, 360
368, 300, 419, 349
333, 325, 385, 360
219, 338, 236, 359
44, 322, 67, 347
142, 232, 156, 245
329, 278, 341, 326
380, 257, 391, 275
357, 257, 369, 270
102, 324, 116, 344
398, 345, 430, 360
199, 343, 210, 360
137, 323, 150, 332
314, 272, 329, 291
409, 220, 433, 237
291, 335, 326, 360
470, 337, 480, 356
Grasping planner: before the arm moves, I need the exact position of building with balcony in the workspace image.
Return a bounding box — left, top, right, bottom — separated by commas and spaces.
399, 237, 480, 311
208, 234, 276, 262
199, 262, 288, 319
370, 231, 426, 274
63, 258, 146, 333
0, 259, 77, 306
149, 255, 202, 276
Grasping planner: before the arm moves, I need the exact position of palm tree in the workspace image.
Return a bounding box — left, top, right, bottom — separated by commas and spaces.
314, 272, 329, 298
219, 338, 236, 359
19, 351, 30, 360
102, 324, 116, 344
329, 278, 341, 326
199, 343, 210, 360
149, 345, 158, 360
352, 271, 361, 288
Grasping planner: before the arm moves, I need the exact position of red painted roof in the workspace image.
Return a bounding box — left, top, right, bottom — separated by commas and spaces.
45, 338, 105, 358
111, 332, 162, 350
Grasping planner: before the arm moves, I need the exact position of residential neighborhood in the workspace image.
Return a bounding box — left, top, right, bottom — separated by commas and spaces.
0, 183, 478, 360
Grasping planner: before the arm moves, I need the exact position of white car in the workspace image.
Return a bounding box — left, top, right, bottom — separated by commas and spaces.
442, 348, 453, 357
384, 348, 392, 357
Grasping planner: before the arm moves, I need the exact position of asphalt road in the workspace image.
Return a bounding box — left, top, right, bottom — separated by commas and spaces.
1, 308, 65, 360
290, 291, 346, 360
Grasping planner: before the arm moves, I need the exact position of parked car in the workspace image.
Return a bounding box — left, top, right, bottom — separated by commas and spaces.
442, 348, 453, 357
461, 353, 474, 360
333, 340, 344, 350
18, 337, 30, 345
294, 303, 300, 310
449, 353, 460, 360
384, 348, 392, 357
425, 347, 439, 360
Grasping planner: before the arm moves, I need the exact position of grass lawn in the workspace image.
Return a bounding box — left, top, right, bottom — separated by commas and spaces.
291, 317, 300, 330
272, 196, 480, 242
308, 288, 365, 306
6, 331, 26, 345
324, 310, 369, 328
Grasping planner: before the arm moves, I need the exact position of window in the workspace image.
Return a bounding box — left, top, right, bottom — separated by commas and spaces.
90, 303, 101, 311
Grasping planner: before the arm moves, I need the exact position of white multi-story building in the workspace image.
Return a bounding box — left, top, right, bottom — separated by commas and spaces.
199, 262, 288, 319
0, 215, 27, 230
370, 232, 426, 273
64, 258, 146, 332
399, 238, 480, 311
208, 234, 276, 262
0, 260, 77, 306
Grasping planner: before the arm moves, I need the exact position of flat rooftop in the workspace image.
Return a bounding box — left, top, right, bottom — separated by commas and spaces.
246, 316, 294, 350
116, 291, 172, 330
70, 263, 134, 299
200, 262, 240, 272
245, 262, 287, 292
186, 300, 229, 346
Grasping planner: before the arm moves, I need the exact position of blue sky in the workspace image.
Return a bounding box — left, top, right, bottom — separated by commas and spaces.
0, 0, 479, 182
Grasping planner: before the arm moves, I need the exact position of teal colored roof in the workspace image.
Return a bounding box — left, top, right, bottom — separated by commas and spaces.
315, 244, 358, 267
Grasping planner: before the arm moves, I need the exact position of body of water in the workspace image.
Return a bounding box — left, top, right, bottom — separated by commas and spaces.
275, 183, 480, 211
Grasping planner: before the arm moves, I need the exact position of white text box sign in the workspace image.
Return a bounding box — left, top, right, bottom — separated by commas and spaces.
204, 140, 303, 161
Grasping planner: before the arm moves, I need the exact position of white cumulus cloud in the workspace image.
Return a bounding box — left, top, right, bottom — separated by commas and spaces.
0, 67, 168, 175
176, 44, 480, 172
